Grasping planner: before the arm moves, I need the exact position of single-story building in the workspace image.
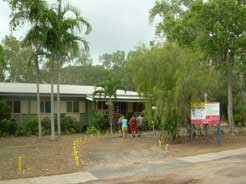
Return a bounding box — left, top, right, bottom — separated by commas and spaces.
0, 82, 144, 125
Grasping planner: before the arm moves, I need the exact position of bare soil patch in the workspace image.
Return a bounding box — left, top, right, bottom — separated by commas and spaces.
0, 132, 246, 180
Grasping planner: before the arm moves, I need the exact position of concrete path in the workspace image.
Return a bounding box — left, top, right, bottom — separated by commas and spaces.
177, 147, 246, 163
0, 172, 98, 184
1, 147, 246, 184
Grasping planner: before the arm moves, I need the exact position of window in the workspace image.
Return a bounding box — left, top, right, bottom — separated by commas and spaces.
66, 101, 79, 113
45, 101, 51, 113
66, 102, 73, 112
40, 101, 51, 113
73, 102, 79, 113
13, 101, 21, 113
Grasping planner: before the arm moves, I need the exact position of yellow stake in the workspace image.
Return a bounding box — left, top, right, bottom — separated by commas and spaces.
75, 155, 80, 167
18, 156, 22, 173
165, 144, 169, 152
73, 145, 77, 153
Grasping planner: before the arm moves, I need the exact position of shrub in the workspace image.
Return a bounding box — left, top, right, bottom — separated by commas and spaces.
0, 119, 17, 136
86, 126, 99, 134
92, 111, 108, 131
61, 115, 81, 134
15, 126, 30, 136
42, 117, 51, 130
0, 99, 11, 121
25, 117, 39, 135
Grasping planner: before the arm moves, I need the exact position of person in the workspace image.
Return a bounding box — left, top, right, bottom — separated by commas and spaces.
129, 114, 137, 137
117, 114, 123, 136
121, 116, 128, 139
136, 114, 144, 137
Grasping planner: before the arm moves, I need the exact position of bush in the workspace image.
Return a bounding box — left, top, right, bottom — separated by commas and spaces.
61, 115, 82, 134
1, 114, 84, 137
86, 126, 100, 134
25, 117, 39, 135
15, 126, 30, 136
0, 99, 11, 121
0, 119, 17, 136
92, 111, 108, 131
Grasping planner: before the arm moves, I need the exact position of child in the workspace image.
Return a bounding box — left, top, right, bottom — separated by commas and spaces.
121, 116, 128, 139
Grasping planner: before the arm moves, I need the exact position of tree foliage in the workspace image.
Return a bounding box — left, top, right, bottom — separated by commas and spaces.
128, 43, 223, 141
1, 36, 34, 82
150, 0, 246, 135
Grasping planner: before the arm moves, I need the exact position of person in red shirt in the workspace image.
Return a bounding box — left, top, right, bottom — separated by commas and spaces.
129, 114, 137, 137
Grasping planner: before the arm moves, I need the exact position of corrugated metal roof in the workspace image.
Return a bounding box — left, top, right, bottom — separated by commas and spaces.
0, 82, 139, 98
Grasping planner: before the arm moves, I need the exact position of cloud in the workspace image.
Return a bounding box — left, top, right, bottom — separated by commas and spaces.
0, 0, 156, 63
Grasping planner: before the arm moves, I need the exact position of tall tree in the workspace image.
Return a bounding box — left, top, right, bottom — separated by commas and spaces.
44, 0, 91, 138
2, 36, 35, 82
150, 0, 246, 135
5, 0, 49, 139
99, 50, 126, 70
0, 44, 6, 81
128, 43, 222, 141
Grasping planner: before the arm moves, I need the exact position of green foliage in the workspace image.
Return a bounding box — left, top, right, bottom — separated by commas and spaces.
0, 119, 17, 136
99, 50, 126, 70
92, 111, 108, 131
1, 36, 34, 82
0, 99, 11, 120
150, 0, 246, 133
0, 44, 5, 81
128, 43, 223, 141
24, 117, 39, 135
0, 115, 83, 137
60, 115, 82, 134
86, 126, 100, 134
93, 73, 126, 134
60, 64, 109, 85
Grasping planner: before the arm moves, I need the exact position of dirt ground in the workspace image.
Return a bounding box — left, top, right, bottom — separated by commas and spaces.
86, 154, 246, 184
0, 132, 246, 181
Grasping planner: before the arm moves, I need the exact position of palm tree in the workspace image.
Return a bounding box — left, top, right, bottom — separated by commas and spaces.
44, 0, 91, 138
93, 76, 126, 135
7, 0, 49, 139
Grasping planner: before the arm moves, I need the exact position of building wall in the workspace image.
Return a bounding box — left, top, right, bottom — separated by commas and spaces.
80, 101, 86, 113
128, 102, 133, 112
1, 95, 143, 124
30, 100, 37, 114
2, 96, 88, 123
21, 100, 28, 114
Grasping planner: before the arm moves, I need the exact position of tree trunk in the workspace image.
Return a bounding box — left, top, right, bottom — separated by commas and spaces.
35, 55, 42, 139
57, 70, 61, 137
109, 98, 113, 135
50, 67, 56, 140
227, 62, 234, 136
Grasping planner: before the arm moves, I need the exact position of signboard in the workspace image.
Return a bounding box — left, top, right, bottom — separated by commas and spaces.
205, 102, 220, 124
191, 102, 206, 124
191, 102, 220, 125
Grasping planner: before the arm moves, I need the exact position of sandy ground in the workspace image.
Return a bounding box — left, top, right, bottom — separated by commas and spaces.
1, 132, 246, 182
84, 150, 246, 184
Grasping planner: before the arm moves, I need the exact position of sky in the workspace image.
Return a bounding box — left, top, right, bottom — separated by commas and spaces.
0, 0, 157, 63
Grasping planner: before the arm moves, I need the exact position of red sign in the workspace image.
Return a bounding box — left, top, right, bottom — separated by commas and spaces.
191, 102, 220, 125
205, 102, 220, 124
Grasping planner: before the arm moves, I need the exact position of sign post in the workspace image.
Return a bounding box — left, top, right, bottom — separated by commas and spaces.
191, 102, 221, 145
